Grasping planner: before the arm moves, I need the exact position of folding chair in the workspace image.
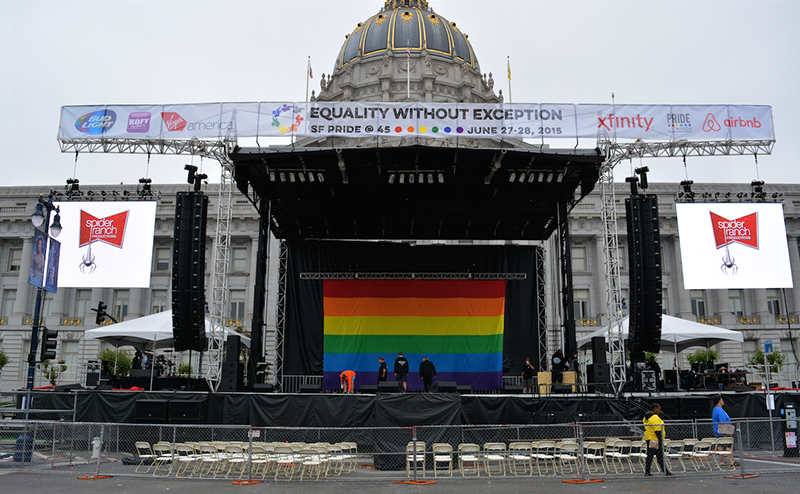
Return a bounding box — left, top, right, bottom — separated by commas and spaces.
406, 441, 426, 477
483, 443, 507, 477
458, 443, 481, 477
508, 442, 533, 476
534, 440, 557, 476
555, 442, 580, 475
432, 443, 454, 477
584, 442, 606, 475
151, 443, 174, 477
689, 440, 714, 472
134, 442, 156, 474
664, 439, 686, 473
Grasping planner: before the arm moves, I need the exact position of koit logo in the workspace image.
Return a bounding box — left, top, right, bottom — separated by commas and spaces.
161, 112, 187, 132
710, 211, 758, 249
79, 210, 129, 248
75, 110, 116, 135
127, 112, 151, 133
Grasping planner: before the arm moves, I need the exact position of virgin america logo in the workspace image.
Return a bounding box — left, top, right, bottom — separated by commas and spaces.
710, 211, 758, 249
161, 112, 187, 132
80, 210, 129, 248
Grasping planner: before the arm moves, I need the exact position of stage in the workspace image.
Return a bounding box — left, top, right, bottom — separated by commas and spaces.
23, 388, 800, 427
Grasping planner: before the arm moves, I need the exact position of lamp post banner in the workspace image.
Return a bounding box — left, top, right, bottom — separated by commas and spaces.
59, 103, 774, 141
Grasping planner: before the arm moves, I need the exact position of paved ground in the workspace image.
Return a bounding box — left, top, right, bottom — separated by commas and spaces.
0, 470, 798, 494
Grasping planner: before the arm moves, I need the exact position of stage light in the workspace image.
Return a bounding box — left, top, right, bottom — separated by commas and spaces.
538, 172, 545, 182
298, 172, 306, 183
269, 171, 276, 182
409, 173, 415, 184
280, 172, 286, 183
66, 178, 80, 195
518, 172, 526, 182
737, 192, 745, 199
399, 173, 405, 184
556, 172, 564, 183
427, 173, 433, 184
308, 172, 315, 183
508, 172, 516, 182
418, 172, 424, 183
546, 172, 554, 182
528, 173, 536, 183
317, 172, 325, 183
438, 173, 444, 183
388, 173, 396, 184
714, 192, 721, 198
289, 172, 296, 183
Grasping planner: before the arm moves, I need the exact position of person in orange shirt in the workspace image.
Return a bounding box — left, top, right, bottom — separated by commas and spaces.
340, 370, 356, 393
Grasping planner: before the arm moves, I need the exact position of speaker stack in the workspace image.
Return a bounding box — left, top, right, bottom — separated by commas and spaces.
172, 191, 209, 352
219, 334, 244, 392
625, 194, 662, 354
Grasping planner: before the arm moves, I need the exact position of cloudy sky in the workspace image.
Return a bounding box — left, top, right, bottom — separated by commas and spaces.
1, 0, 798, 189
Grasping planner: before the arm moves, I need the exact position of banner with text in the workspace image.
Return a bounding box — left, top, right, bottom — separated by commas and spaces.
59, 103, 773, 142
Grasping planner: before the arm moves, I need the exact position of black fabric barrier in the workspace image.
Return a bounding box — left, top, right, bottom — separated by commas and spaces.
283, 241, 542, 378
28, 390, 800, 426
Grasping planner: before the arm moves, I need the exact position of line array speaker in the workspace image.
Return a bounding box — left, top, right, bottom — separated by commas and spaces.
218, 362, 243, 392
172, 191, 208, 352
591, 336, 607, 364
625, 194, 662, 353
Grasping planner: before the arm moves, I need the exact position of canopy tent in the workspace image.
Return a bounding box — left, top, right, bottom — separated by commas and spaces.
84, 310, 250, 350
576, 314, 743, 353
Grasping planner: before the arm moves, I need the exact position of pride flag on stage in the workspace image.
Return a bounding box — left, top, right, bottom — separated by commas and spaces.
322, 279, 505, 391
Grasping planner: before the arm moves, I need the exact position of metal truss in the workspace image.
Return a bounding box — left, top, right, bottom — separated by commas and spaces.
205, 160, 234, 391
274, 241, 288, 392
58, 137, 233, 162
535, 246, 548, 373
298, 272, 527, 280
600, 139, 775, 160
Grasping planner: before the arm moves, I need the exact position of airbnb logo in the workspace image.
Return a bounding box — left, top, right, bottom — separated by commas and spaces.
703, 113, 721, 132
161, 112, 187, 132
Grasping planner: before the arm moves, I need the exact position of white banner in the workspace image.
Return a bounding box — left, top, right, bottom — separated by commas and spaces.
53, 201, 157, 288
59, 102, 773, 142
676, 203, 792, 290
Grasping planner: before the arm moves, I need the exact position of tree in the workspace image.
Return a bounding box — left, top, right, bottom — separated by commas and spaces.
98, 348, 133, 376
746, 349, 786, 378
686, 349, 719, 365
177, 364, 193, 378
0, 349, 9, 369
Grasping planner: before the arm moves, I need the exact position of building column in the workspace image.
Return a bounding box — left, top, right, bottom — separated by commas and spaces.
45, 288, 69, 327
12, 238, 34, 319
714, 289, 736, 325
751, 289, 772, 321
672, 237, 694, 319
788, 236, 800, 316
127, 288, 144, 319
89, 288, 106, 327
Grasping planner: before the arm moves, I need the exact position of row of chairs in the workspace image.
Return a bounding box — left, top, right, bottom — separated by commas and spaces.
590, 437, 736, 475
135, 441, 358, 480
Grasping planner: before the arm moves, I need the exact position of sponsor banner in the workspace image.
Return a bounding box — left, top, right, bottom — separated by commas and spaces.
53, 201, 157, 288
59, 103, 774, 141
676, 203, 792, 290
44, 238, 60, 294
28, 229, 48, 288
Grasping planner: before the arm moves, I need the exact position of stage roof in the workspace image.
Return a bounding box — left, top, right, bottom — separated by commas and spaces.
230, 145, 603, 241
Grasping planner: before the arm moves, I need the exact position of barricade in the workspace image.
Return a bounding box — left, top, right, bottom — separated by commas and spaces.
1, 417, 798, 480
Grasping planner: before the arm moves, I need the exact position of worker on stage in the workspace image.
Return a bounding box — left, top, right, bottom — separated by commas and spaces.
394, 352, 409, 392
419, 356, 437, 392
340, 369, 356, 394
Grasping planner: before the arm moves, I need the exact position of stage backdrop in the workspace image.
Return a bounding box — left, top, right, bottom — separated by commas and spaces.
284, 241, 542, 392
323, 279, 505, 391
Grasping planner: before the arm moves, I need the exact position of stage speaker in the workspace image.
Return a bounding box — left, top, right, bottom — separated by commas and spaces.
456, 385, 472, 394
129, 369, 150, 378
299, 384, 321, 393
226, 335, 241, 362
218, 361, 243, 392
645, 397, 679, 420
252, 383, 274, 393
172, 191, 208, 352
680, 396, 712, 419
663, 370, 678, 391
591, 337, 607, 364
86, 360, 101, 388
553, 383, 573, 394
432, 381, 458, 393
169, 400, 206, 424
378, 381, 401, 393
504, 385, 524, 394
134, 399, 168, 423
359, 384, 378, 393
587, 363, 612, 393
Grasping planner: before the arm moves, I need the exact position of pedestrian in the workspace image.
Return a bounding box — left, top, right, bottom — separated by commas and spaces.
419, 356, 436, 392
643, 402, 672, 476
712, 395, 738, 466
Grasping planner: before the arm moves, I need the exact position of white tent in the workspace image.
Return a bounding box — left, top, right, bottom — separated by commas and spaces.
576, 314, 743, 353
85, 310, 251, 349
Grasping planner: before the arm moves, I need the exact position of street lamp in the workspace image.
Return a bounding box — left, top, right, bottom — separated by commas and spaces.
25, 190, 62, 403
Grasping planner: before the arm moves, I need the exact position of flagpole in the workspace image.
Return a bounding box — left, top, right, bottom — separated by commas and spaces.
306, 56, 311, 102
507, 56, 512, 105
407, 40, 411, 100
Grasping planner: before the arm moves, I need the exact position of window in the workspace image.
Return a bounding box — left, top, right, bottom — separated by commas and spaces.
2, 290, 16, 318
7, 248, 22, 271
571, 247, 587, 272
690, 290, 706, 318
61, 341, 80, 382
662, 288, 669, 315
573, 289, 590, 318
229, 290, 246, 320
113, 290, 129, 321
151, 290, 168, 314
75, 290, 91, 320
231, 247, 248, 272
154, 248, 170, 271
728, 289, 744, 316
766, 289, 782, 316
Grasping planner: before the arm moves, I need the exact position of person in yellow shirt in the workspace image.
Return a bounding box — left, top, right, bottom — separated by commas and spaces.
643, 403, 672, 476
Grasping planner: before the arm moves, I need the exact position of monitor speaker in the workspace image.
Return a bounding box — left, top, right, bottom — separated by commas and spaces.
134, 399, 168, 424
503, 384, 524, 394
680, 396, 712, 419
456, 385, 472, 394
252, 383, 274, 393
169, 400, 206, 424
664, 369, 678, 391
553, 383, 573, 394
359, 384, 378, 393
299, 384, 321, 393
432, 381, 457, 393
378, 381, 401, 393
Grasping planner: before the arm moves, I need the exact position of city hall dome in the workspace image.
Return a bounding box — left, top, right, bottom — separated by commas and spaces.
336, 0, 478, 71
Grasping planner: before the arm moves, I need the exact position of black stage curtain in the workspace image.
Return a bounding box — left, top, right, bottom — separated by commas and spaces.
284, 240, 542, 379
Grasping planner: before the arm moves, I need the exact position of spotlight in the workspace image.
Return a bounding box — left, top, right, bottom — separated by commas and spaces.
317, 172, 325, 183
280, 172, 286, 182
715, 192, 721, 198
388, 173, 396, 184
269, 171, 276, 182
418, 172, 424, 183
518, 172, 526, 182
736, 192, 745, 199
546, 172, 554, 182
528, 173, 536, 183
138, 177, 152, 194
409, 173, 415, 184
399, 173, 405, 184
556, 172, 564, 183
289, 172, 296, 183
508, 172, 517, 182
308, 172, 315, 182
438, 173, 444, 183
298, 172, 306, 183
66, 178, 80, 195
538, 172, 545, 182
427, 173, 433, 184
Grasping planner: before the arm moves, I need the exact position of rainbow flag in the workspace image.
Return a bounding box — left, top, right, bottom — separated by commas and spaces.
322, 279, 505, 391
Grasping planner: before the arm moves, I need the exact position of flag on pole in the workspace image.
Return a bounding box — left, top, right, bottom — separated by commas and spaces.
507, 58, 511, 80
308, 59, 313, 78
407, 45, 411, 60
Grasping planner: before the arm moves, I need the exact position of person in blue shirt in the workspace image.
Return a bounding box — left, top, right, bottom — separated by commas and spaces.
712, 395, 737, 466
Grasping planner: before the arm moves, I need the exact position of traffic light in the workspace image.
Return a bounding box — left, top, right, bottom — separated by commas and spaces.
95, 301, 107, 325
40, 327, 58, 361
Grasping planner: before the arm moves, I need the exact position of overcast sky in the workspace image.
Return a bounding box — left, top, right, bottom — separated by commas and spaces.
1, 0, 798, 190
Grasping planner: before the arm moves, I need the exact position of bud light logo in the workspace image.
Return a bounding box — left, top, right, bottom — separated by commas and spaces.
75, 110, 117, 135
